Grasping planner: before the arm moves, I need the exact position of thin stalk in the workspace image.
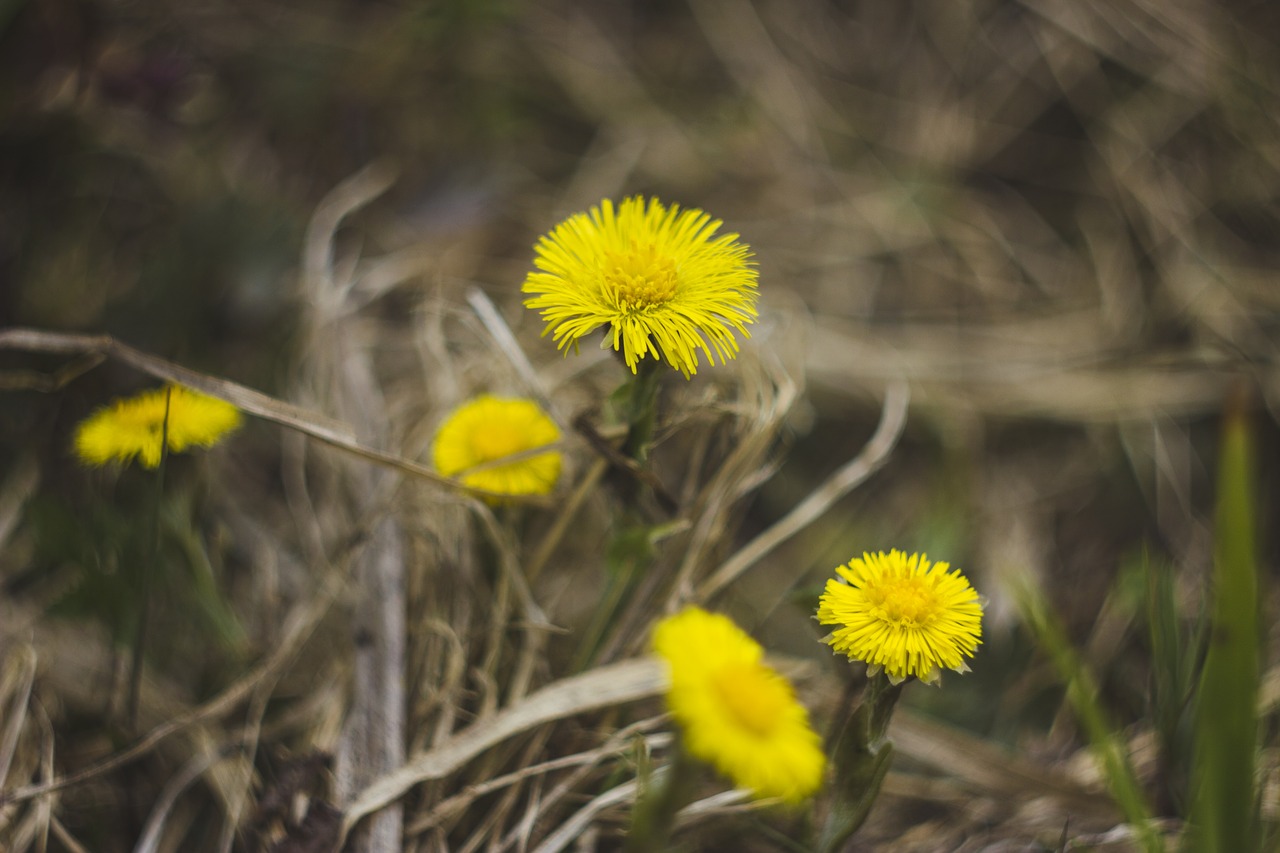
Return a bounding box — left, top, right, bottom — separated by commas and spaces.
575, 359, 666, 670
129, 386, 171, 728
621, 360, 663, 464
572, 556, 641, 672
817, 672, 905, 853
625, 742, 699, 853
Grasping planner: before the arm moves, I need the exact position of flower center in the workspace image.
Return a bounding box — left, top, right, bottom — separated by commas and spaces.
602, 244, 679, 310
870, 576, 939, 626
710, 661, 790, 737
470, 422, 526, 462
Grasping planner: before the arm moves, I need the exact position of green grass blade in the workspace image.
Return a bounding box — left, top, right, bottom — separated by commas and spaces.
1189, 397, 1260, 852
1018, 583, 1164, 853
1138, 549, 1195, 815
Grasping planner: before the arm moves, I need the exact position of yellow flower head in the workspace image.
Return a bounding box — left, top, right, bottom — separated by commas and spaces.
653, 607, 825, 804
74, 384, 242, 468
817, 550, 983, 685
522, 196, 758, 378
432, 395, 561, 501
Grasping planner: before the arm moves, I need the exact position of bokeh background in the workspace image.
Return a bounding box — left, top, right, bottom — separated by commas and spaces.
3, 1, 1279, 850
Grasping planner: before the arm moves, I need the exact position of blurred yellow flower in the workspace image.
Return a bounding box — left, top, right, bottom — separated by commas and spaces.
432, 395, 561, 501
653, 607, 825, 804
817, 550, 983, 685
522, 196, 758, 378
74, 384, 242, 468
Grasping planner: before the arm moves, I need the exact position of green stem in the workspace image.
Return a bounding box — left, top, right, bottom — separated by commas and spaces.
575, 361, 666, 670
864, 671, 905, 744
621, 360, 664, 464
128, 386, 171, 728
816, 672, 905, 853
626, 741, 699, 853
571, 552, 640, 672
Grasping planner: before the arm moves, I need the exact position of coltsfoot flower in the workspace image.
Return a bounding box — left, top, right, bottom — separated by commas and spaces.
653, 607, 825, 803
522, 196, 758, 378
817, 550, 983, 684
74, 384, 242, 468
432, 395, 561, 501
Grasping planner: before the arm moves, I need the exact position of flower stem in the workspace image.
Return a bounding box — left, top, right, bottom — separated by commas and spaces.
817, 672, 905, 853
625, 741, 699, 853
620, 359, 664, 464
128, 386, 171, 728
573, 359, 666, 670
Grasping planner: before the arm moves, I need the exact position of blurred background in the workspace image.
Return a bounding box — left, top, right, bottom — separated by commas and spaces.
2, 0, 1279, 850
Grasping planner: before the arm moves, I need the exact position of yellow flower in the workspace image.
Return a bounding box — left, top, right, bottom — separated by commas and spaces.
652, 607, 825, 803
817, 550, 983, 685
432, 395, 562, 501
74, 384, 242, 468
522, 196, 758, 378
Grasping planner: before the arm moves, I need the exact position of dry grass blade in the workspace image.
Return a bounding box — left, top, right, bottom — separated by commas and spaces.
498, 728, 673, 853
674, 789, 757, 828
466, 288, 554, 418
133, 750, 228, 853
471, 502, 555, 704
890, 709, 1118, 819
3, 700, 56, 853
0, 352, 103, 393
302, 162, 398, 307
688, 0, 824, 153
341, 658, 667, 841
532, 779, 754, 853
404, 738, 645, 836
696, 380, 910, 602
664, 344, 802, 610
530, 776, 641, 853
0, 646, 36, 791
49, 816, 91, 853
0, 327, 548, 505
0, 458, 39, 561
0, 328, 354, 444
297, 159, 411, 853
526, 458, 608, 584
0, 570, 343, 807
